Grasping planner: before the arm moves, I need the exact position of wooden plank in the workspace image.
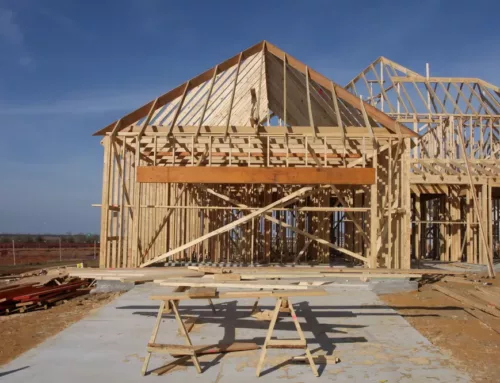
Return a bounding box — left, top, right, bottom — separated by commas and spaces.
187, 287, 217, 298
171, 342, 260, 357
238, 273, 421, 279
150, 288, 328, 301
158, 280, 308, 290
213, 273, 241, 281
433, 284, 500, 317
469, 290, 500, 309
291, 355, 340, 365
442, 276, 482, 285
191, 266, 465, 275
475, 287, 500, 307
147, 343, 195, 355
137, 166, 376, 185
266, 339, 306, 348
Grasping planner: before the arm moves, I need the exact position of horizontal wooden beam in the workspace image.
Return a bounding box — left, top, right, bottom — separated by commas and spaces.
150, 151, 362, 159
120, 124, 413, 138
137, 166, 375, 185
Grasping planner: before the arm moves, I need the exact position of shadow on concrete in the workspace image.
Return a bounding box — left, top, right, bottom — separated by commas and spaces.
116, 303, 456, 316
115, 300, 460, 376
0, 366, 30, 377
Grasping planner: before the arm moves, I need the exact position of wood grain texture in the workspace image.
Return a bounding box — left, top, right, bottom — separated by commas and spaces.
137, 166, 375, 185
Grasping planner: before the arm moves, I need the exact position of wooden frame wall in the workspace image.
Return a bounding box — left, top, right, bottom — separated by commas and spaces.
347, 57, 499, 275
97, 128, 409, 268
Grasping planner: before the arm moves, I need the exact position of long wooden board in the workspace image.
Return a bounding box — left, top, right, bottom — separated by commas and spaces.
150, 288, 327, 301
137, 166, 375, 185
433, 284, 500, 317
156, 279, 308, 290
192, 266, 464, 276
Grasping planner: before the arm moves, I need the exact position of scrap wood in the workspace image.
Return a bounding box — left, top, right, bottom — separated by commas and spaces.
432, 284, 500, 317
291, 355, 340, 364
442, 276, 488, 285
251, 309, 275, 321
0, 277, 92, 315
13, 280, 87, 301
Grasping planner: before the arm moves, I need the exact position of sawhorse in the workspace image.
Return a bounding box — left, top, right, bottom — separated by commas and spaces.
143, 288, 326, 377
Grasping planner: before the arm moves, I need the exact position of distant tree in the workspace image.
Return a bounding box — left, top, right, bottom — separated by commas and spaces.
36, 235, 44, 243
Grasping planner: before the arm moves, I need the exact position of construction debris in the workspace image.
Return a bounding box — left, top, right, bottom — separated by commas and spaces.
0, 277, 93, 315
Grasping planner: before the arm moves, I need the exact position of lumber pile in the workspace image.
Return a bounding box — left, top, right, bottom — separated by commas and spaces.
0, 278, 92, 315
67, 267, 203, 283
183, 265, 474, 281
63, 265, 472, 290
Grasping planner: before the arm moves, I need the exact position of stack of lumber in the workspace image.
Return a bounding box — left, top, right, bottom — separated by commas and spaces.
185, 265, 470, 281
66, 265, 469, 285
0, 278, 91, 315
0, 266, 69, 285
67, 267, 203, 283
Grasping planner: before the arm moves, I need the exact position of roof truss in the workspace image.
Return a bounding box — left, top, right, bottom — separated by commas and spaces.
94, 42, 415, 138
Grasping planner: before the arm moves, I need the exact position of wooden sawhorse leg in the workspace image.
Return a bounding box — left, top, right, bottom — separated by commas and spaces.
255, 298, 318, 377
142, 300, 202, 375
171, 299, 202, 373
141, 301, 166, 375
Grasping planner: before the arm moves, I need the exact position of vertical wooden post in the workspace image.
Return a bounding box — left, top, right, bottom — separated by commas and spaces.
414, 192, 421, 268
402, 138, 412, 269
131, 135, 142, 267
99, 136, 112, 268
369, 148, 379, 268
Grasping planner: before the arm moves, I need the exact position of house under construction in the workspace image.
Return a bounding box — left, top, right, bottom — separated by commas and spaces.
94, 41, 499, 274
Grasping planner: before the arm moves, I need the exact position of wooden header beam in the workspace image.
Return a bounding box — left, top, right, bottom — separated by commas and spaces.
137, 166, 375, 185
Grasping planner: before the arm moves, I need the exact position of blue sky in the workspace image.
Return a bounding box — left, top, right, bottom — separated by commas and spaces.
0, 0, 499, 234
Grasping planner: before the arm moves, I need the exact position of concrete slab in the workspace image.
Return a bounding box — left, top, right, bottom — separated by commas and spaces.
0, 283, 469, 382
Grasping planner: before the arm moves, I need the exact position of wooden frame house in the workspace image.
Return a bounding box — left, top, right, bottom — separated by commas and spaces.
347, 57, 499, 276
94, 40, 461, 271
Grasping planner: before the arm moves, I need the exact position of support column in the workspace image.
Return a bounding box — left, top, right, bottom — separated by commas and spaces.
99, 136, 112, 268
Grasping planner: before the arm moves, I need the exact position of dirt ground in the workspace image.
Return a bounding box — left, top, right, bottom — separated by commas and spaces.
380, 278, 500, 383
0, 292, 120, 366
0, 257, 98, 276
0, 248, 98, 268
